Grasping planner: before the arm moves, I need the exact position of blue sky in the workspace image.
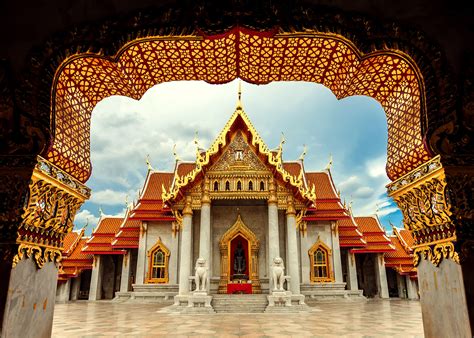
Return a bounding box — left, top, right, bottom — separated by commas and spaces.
74, 80, 403, 234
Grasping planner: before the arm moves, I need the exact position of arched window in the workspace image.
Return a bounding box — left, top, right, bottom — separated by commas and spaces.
248, 181, 253, 191
146, 238, 170, 283
308, 239, 333, 283
225, 181, 230, 191
214, 181, 219, 191
260, 181, 265, 191
237, 180, 242, 191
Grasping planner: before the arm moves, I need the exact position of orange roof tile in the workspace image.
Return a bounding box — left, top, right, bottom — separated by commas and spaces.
351, 216, 395, 253
141, 172, 173, 200
283, 162, 302, 177
338, 215, 366, 247
385, 235, 416, 276
63, 231, 81, 254
112, 238, 139, 248
93, 217, 123, 234
396, 228, 415, 250
176, 162, 196, 177
59, 238, 93, 279
82, 216, 125, 255
306, 172, 339, 200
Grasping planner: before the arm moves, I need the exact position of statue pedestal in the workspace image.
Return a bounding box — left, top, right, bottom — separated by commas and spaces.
172, 293, 215, 313
188, 292, 213, 308
267, 290, 292, 307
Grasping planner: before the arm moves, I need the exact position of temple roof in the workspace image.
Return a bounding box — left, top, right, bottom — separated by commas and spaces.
59, 229, 93, 280
112, 208, 141, 249
385, 228, 417, 277
82, 217, 126, 255
338, 212, 366, 247
351, 216, 395, 253
161, 103, 316, 205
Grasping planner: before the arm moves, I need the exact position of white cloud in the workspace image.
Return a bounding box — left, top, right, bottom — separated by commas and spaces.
90, 189, 131, 206
366, 155, 388, 178
74, 209, 99, 229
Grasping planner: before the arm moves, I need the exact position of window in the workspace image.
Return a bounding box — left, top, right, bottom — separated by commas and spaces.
214, 181, 219, 191
260, 181, 265, 191
235, 150, 243, 161
225, 181, 230, 191
309, 239, 332, 283
237, 180, 242, 191
248, 181, 253, 191
146, 238, 170, 283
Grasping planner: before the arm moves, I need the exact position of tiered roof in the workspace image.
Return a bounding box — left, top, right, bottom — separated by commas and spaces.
338, 212, 366, 247
112, 208, 142, 249
385, 228, 417, 278
82, 217, 125, 255
304, 171, 348, 220
59, 229, 93, 280
351, 216, 395, 253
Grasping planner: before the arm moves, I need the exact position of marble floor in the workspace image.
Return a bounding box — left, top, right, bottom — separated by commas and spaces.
52, 299, 424, 337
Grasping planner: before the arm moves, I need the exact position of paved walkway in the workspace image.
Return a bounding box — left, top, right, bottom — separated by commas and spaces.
52, 299, 424, 337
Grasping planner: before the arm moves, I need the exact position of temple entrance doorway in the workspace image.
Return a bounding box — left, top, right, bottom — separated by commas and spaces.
218, 215, 261, 294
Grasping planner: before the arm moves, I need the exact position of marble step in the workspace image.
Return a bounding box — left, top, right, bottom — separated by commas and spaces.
211, 295, 268, 313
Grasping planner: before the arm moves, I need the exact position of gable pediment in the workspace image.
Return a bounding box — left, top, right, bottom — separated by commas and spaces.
209, 132, 268, 172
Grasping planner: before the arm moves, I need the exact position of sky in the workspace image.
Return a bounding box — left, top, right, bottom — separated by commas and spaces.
74, 79, 404, 234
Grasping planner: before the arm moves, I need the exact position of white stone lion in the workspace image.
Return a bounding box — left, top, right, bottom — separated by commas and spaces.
194, 257, 208, 292
271, 256, 285, 291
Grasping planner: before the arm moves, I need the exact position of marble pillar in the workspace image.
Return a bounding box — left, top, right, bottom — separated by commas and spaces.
286, 198, 300, 294
89, 255, 103, 301
397, 274, 407, 299
418, 259, 471, 336
374, 253, 389, 299
331, 222, 343, 283
1, 258, 58, 338
70, 277, 81, 301
178, 197, 193, 295
199, 181, 211, 287
405, 276, 418, 300
267, 181, 279, 292
135, 222, 148, 285
56, 279, 71, 303
346, 250, 359, 291
120, 251, 131, 292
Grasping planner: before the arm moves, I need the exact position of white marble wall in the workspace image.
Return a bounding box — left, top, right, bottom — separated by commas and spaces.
346, 250, 359, 291
89, 255, 103, 301
300, 221, 333, 283
331, 222, 343, 283
135, 222, 148, 285
406, 276, 418, 300
70, 276, 81, 301
396, 273, 407, 298
374, 253, 389, 299
120, 250, 131, 292
145, 221, 178, 284
2, 258, 58, 338
56, 279, 71, 303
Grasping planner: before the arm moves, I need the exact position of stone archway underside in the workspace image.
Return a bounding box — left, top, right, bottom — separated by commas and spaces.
49, 26, 429, 183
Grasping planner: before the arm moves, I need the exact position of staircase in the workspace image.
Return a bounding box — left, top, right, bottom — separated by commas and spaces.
211, 294, 268, 313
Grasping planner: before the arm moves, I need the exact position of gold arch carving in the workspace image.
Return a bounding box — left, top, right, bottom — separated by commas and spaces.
308, 238, 334, 283
218, 214, 261, 294
146, 237, 170, 284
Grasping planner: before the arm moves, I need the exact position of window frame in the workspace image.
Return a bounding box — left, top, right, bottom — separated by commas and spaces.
146, 237, 170, 284
308, 238, 334, 283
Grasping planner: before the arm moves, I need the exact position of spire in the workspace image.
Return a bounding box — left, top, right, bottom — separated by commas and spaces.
236, 80, 243, 110
98, 206, 104, 218
146, 154, 154, 171
299, 144, 307, 161
325, 153, 333, 170
173, 144, 180, 162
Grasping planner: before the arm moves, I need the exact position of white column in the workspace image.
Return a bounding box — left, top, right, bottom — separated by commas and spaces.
397, 273, 407, 298
120, 250, 131, 292
70, 276, 81, 301
178, 196, 193, 295
199, 180, 211, 278
331, 222, 343, 283
406, 276, 419, 300
89, 255, 103, 301
56, 279, 71, 303
286, 197, 300, 294
374, 253, 389, 299
268, 180, 279, 292
135, 222, 148, 284
346, 250, 359, 291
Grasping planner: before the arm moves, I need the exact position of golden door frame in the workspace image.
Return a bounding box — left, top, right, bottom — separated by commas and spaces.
218, 214, 261, 294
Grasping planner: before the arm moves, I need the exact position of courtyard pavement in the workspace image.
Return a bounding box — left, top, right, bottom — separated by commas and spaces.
52, 299, 424, 337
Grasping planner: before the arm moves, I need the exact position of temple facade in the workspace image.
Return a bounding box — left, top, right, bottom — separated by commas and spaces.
56, 100, 419, 308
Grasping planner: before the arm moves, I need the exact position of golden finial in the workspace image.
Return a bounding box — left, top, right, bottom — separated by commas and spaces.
173, 144, 180, 162
299, 144, 307, 161
325, 153, 333, 170
146, 154, 154, 171
236, 80, 243, 110
98, 206, 104, 218
125, 195, 129, 209
194, 131, 199, 147
349, 198, 353, 212
82, 218, 89, 233
343, 198, 347, 209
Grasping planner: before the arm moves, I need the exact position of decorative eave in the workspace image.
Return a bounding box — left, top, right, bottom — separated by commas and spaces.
161, 104, 316, 206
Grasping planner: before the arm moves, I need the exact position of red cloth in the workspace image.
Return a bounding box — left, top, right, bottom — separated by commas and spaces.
229, 234, 249, 276
227, 283, 252, 294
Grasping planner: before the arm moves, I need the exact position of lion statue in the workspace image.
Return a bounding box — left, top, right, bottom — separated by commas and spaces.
194, 257, 208, 292
271, 256, 286, 291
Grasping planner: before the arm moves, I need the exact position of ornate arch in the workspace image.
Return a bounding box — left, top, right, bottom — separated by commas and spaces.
308, 238, 334, 283
218, 214, 261, 293
146, 237, 170, 283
